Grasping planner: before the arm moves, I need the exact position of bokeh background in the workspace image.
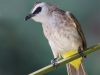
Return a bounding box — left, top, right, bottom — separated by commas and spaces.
0, 0, 100, 75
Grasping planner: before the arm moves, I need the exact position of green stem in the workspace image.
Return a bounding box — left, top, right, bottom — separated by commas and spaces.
29, 43, 100, 75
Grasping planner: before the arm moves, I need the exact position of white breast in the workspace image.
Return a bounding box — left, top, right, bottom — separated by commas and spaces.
48, 32, 79, 54
42, 11, 82, 54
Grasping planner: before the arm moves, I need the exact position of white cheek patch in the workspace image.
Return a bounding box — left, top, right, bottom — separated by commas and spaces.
31, 13, 47, 23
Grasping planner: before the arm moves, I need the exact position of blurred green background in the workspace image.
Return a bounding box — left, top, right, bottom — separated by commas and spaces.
0, 0, 100, 75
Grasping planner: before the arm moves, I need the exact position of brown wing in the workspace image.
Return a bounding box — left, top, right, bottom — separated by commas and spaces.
66, 12, 87, 50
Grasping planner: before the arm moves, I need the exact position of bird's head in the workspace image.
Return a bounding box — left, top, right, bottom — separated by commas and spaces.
25, 1, 57, 23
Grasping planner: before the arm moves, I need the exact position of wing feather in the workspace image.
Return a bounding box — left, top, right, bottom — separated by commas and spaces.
66, 12, 87, 49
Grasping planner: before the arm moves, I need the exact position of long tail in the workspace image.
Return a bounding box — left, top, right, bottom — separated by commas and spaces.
66, 63, 87, 75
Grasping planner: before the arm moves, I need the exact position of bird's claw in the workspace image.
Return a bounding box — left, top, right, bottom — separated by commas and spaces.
78, 47, 86, 58
51, 58, 59, 68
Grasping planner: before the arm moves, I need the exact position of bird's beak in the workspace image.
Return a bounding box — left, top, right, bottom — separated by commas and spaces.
24, 13, 35, 21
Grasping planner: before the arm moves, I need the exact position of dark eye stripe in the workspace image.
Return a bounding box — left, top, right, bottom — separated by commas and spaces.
33, 7, 42, 14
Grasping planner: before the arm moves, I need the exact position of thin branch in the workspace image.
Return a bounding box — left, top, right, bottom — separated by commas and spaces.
29, 43, 100, 75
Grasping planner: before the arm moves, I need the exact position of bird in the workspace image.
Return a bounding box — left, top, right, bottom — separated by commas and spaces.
25, 1, 87, 75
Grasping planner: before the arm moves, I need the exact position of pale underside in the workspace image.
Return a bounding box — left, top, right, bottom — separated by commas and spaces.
42, 11, 83, 58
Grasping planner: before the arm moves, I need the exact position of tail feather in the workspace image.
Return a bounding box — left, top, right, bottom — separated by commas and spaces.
66, 63, 87, 75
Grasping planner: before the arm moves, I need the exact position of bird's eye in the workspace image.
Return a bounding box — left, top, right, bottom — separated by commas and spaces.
33, 7, 42, 14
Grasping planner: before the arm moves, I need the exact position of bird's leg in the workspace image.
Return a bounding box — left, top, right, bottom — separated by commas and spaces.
51, 58, 57, 66
78, 47, 86, 58
51, 58, 59, 68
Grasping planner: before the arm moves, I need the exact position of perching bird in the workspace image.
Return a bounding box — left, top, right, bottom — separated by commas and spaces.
25, 1, 87, 75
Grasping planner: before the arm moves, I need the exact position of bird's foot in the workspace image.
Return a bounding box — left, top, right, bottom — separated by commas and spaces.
51, 58, 59, 68
78, 47, 86, 58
